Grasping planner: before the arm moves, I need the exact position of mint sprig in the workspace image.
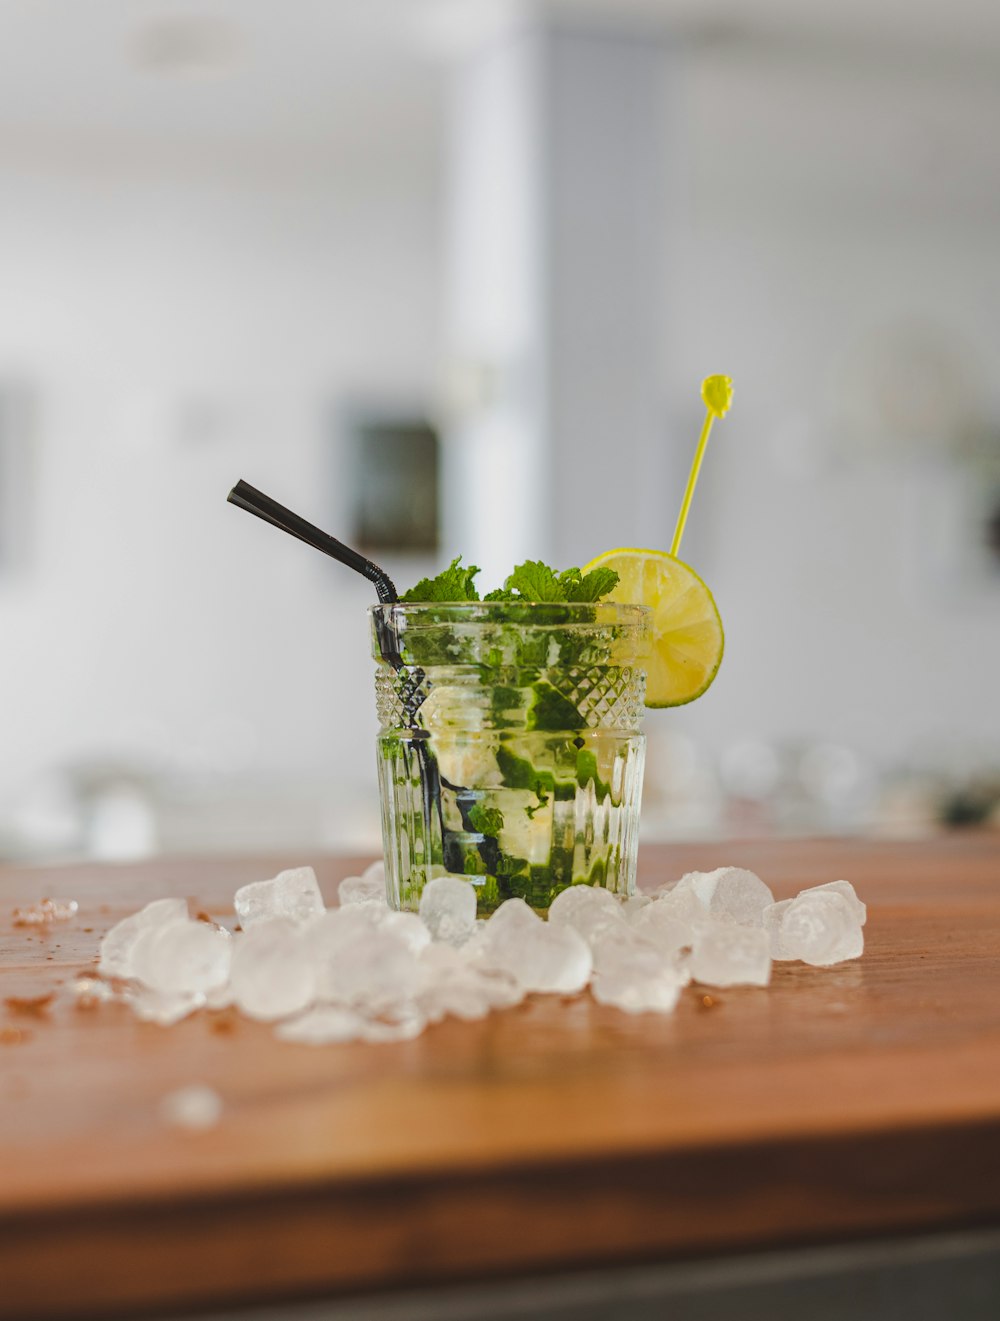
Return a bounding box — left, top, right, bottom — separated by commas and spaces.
558, 566, 620, 602
400, 556, 481, 602
400, 557, 618, 604
496, 561, 619, 602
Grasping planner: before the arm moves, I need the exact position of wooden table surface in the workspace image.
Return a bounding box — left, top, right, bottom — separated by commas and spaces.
2, 837, 1000, 1319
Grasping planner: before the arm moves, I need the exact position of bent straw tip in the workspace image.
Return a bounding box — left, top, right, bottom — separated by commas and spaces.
701, 375, 734, 419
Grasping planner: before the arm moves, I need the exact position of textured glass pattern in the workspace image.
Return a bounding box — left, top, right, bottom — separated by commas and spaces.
374, 663, 645, 732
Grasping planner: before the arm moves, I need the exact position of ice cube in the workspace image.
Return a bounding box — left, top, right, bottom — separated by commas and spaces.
762, 899, 794, 958
477, 904, 592, 993
799, 880, 866, 926
690, 924, 771, 987
591, 926, 685, 1014
159, 1084, 223, 1129
416, 940, 464, 979
777, 890, 863, 966
234, 867, 324, 930
548, 883, 619, 923
310, 914, 420, 1011
548, 884, 626, 948
204, 981, 235, 1010
303, 905, 382, 978
229, 918, 318, 1020
463, 898, 537, 963
379, 910, 432, 954
471, 966, 525, 1011
419, 876, 478, 945
652, 885, 709, 928
98, 898, 189, 980
621, 893, 653, 923
418, 971, 490, 1023
463, 897, 537, 963
632, 902, 695, 958
484, 897, 540, 934
338, 873, 388, 908
675, 868, 774, 928
131, 919, 232, 995
416, 943, 522, 1022
513, 923, 593, 993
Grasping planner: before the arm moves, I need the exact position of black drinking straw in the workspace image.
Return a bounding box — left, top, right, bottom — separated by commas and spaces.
226, 481, 499, 878
227, 480, 398, 602
227, 479, 451, 849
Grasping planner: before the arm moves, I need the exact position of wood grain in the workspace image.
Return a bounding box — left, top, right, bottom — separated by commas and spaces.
1, 837, 1000, 1319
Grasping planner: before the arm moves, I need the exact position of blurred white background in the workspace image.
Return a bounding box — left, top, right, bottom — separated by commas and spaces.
1, 0, 999, 862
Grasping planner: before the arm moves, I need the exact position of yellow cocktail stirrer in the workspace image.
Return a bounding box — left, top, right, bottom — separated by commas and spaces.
669, 374, 734, 558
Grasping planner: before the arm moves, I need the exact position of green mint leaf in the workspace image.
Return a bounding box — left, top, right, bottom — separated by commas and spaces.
467, 803, 504, 836
564, 567, 620, 602
404, 555, 619, 604
401, 556, 481, 602
503, 560, 565, 602
496, 853, 528, 878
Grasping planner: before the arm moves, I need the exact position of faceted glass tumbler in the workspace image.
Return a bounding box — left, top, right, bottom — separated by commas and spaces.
370, 601, 649, 915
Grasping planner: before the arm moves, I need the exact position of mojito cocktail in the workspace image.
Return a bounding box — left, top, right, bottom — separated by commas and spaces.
372, 599, 649, 914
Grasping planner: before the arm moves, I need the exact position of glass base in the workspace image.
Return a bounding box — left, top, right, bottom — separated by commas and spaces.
377, 730, 645, 914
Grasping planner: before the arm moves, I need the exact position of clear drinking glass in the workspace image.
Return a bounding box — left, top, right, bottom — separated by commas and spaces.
370, 601, 649, 914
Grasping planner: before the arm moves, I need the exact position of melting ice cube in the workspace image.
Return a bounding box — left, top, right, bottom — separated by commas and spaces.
418, 876, 478, 946
309, 911, 420, 1011
675, 868, 774, 928
338, 872, 388, 908
416, 943, 522, 1023
229, 918, 318, 1020
131, 919, 231, 995
689, 924, 771, 987
474, 900, 592, 993
632, 901, 696, 958
591, 926, 686, 1013
799, 880, 866, 926
775, 890, 863, 966
379, 910, 432, 954
234, 867, 324, 930
621, 893, 653, 923
762, 899, 794, 959
651, 884, 710, 928
547, 884, 626, 948
98, 898, 190, 980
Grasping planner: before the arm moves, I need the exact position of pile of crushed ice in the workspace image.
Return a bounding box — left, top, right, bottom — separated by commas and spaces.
81, 864, 865, 1044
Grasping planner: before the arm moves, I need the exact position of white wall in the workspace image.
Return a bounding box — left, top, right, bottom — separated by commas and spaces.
3, 23, 999, 857
661, 44, 1000, 777
0, 153, 443, 840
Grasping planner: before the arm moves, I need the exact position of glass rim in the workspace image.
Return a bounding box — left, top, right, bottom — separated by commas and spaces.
369, 600, 650, 624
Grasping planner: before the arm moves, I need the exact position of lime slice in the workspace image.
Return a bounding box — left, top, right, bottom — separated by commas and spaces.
583, 548, 724, 708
